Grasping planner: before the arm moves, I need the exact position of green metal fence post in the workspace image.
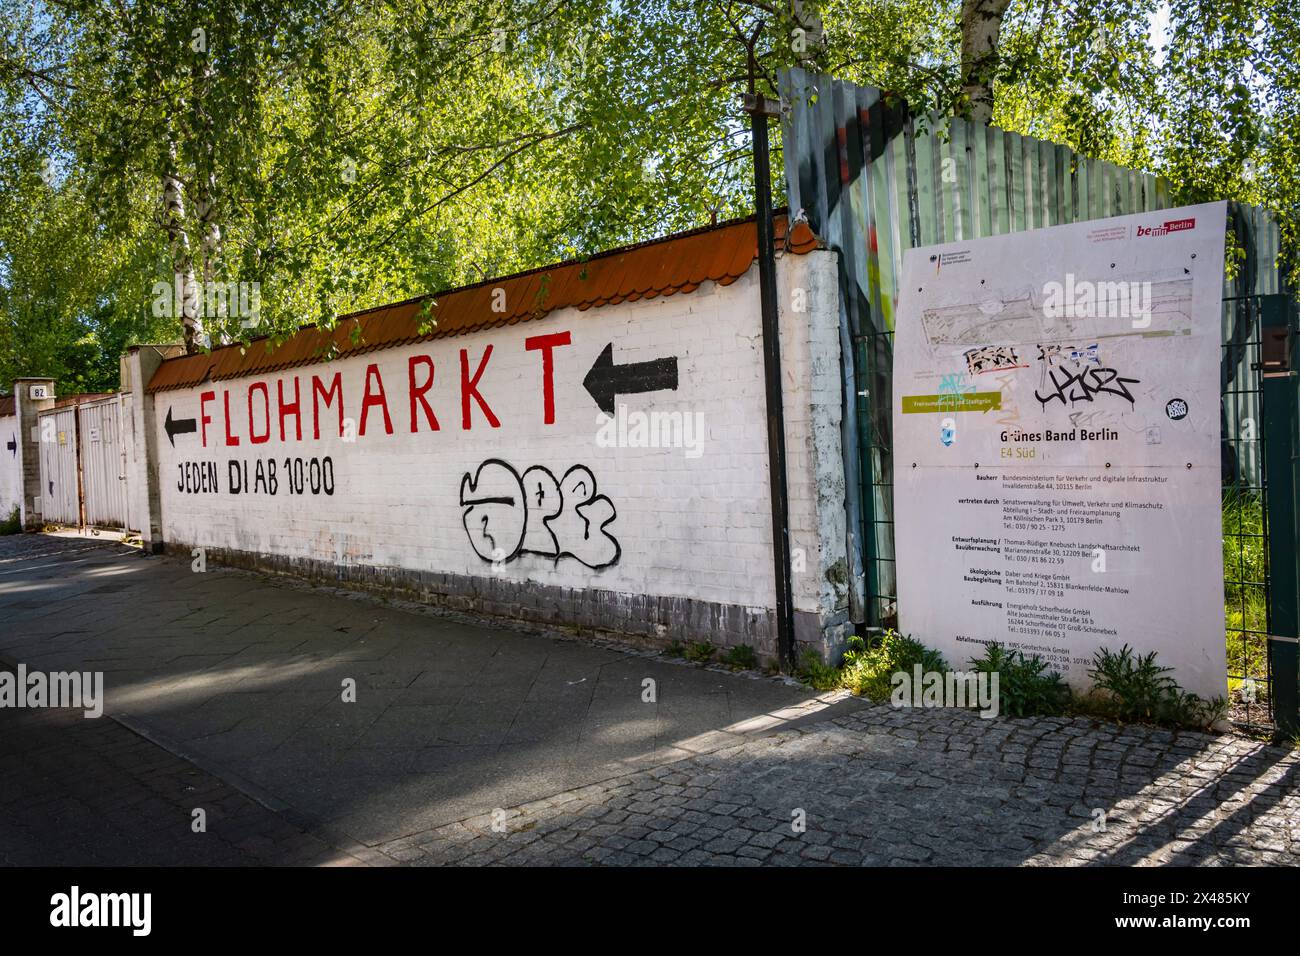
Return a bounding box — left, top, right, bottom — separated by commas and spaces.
1261, 294, 1299, 737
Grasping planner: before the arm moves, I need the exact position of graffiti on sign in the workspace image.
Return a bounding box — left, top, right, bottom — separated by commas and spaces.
1034, 344, 1140, 409
963, 345, 1027, 376
1038, 342, 1100, 367
937, 371, 975, 411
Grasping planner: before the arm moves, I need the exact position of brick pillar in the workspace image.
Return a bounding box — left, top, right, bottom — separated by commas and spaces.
12, 378, 56, 529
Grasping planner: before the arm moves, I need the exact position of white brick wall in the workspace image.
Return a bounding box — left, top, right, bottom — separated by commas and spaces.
152, 250, 846, 638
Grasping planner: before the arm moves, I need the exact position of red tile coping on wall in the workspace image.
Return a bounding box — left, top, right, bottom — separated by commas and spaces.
146, 213, 820, 393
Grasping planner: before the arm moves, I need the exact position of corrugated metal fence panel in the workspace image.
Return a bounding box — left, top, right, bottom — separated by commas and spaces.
1226, 202, 1286, 299
37, 407, 79, 525
780, 75, 1179, 335
77, 397, 128, 527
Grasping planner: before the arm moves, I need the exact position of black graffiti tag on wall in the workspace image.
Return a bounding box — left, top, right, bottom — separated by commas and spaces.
1034, 344, 1140, 409
459, 459, 620, 569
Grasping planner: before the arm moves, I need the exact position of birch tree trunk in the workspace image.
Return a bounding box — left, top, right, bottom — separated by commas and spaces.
193, 54, 223, 343
959, 0, 1014, 125
161, 156, 201, 353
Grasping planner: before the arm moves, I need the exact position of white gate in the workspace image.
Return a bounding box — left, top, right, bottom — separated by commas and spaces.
77, 396, 129, 528
36, 406, 80, 525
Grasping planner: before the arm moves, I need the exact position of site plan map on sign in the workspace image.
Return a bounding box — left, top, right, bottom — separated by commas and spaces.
892, 202, 1229, 699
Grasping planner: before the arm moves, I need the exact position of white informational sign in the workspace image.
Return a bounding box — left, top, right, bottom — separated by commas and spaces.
893, 202, 1228, 699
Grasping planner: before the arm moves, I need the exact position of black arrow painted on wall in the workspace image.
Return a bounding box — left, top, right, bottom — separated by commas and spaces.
583, 343, 679, 416
164, 407, 197, 447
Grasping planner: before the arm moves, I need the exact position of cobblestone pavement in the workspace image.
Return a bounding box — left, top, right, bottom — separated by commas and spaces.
379, 706, 1300, 866
2, 533, 1298, 866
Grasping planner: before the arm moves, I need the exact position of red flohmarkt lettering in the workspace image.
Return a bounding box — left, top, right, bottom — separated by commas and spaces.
194, 332, 572, 447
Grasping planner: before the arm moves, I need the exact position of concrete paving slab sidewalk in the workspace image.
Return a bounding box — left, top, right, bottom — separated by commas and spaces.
0, 674, 353, 866
0, 533, 841, 848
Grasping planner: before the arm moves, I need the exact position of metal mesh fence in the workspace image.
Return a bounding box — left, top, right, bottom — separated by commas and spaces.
1222, 295, 1273, 728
